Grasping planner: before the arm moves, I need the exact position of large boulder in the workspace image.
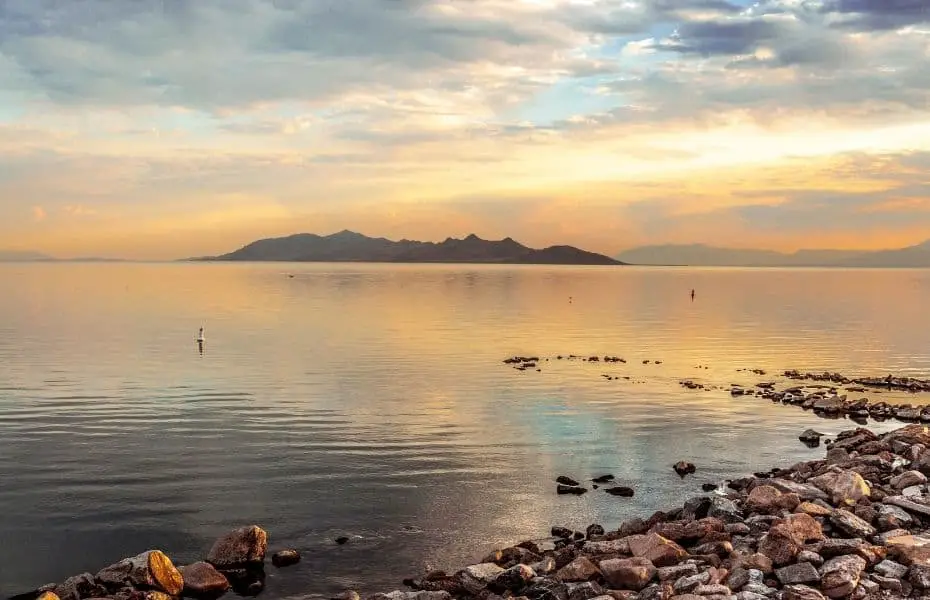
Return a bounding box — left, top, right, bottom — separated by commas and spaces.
206, 525, 268, 568
891, 470, 927, 490
746, 486, 799, 515
95, 550, 184, 596
627, 533, 688, 567
557, 557, 602, 582
820, 555, 866, 599
178, 562, 230, 596
599, 557, 657, 591
829, 509, 876, 538
456, 563, 505, 594
757, 514, 823, 567
808, 470, 870, 507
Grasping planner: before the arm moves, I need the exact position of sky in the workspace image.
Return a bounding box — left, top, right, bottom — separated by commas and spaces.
1, 0, 929, 260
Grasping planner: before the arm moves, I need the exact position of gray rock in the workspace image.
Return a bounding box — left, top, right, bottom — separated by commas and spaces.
775, 563, 820, 585
830, 509, 876, 538
566, 582, 606, 600
53, 573, 108, 600
736, 593, 768, 600
707, 497, 742, 523
525, 579, 570, 600
458, 563, 506, 593
726, 523, 751, 536
781, 586, 826, 600
875, 504, 913, 531
490, 564, 536, 592
875, 528, 912, 545
370, 593, 451, 600
891, 470, 928, 490
741, 583, 777, 598
796, 551, 823, 567
874, 560, 908, 579
634, 584, 664, 600
870, 574, 904, 593
584, 539, 631, 556
674, 572, 711, 594
909, 564, 930, 590
693, 584, 730, 596
884, 496, 930, 518
726, 568, 750, 591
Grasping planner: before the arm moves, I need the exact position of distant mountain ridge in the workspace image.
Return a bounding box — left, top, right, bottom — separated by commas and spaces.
616, 241, 930, 268
0, 250, 54, 261
198, 230, 624, 265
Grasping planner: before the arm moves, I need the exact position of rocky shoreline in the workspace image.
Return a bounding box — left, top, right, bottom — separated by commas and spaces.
16, 423, 930, 600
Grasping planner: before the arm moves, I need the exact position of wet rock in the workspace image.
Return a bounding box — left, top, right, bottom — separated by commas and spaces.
587, 524, 606, 538
809, 470, 871, 507
706, 497, 742, 523
336, 536, 350, 545
553, 527, 574, 539
829, 509, 877, 538
891, 470, 927, 490
593, 475, 615, 484
95, 550, 184, 596
558, 476, 581, 487
775, 563, 820, 585
799, 430, 824, 446
558, 485, 589, 495
484, 546, 542, 568
701, 484, 718, 492
681, 497, 712, 521
820, 555, 867, 599
206, 525, 268, 568
557, 558, 602, 582
532, 557, 559, 575
271, 549, 300, 568
600, 558, 657, 591
674, 462, 697, 477
606, 487, 635, 497
179, 562, 230, 596
628, 533, 688, 567
782, 585, 826, 600
489, 564, 536, 593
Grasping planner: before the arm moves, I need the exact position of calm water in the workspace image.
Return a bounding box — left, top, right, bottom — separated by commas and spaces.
2, 263, 930, 598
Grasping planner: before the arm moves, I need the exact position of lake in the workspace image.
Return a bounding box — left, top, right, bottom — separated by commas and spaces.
2, 263, 930, 598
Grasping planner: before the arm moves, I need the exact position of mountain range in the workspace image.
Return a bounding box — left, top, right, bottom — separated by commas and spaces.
196, 230, 623, 265
615, 240, 930, 268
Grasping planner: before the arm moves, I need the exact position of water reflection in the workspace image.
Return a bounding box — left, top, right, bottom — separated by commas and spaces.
0, 264, 929, 598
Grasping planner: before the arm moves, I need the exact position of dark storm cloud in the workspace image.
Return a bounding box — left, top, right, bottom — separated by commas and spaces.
651, 18, 787, 55
822, 0, 930, 31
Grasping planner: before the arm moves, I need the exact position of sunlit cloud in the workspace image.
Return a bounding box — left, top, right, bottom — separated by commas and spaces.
0, 0, 928, 259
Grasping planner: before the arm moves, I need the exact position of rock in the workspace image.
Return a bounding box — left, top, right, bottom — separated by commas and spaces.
533, 557, 558, 575
875, 560, 908, 579
795, 502, 832, 517
891, 470, 927, 490
658, 564, 699, 582
628, 533, 688, 567
726, 523, 750, 536
746, 486, 795, 515
809, 470, 871, 506
820, 555, 867, 599
484, 546, 542, 568
701, 484, 718, 492
707, 497, 742, 523
553, 527, 574, 539
584, 539, 632, 556
674, 462, 697, 477
885, 534, 930, 566
673, 572, 710, 594
178, 562, 230, 596
558, 557, 602, 582
796, 551, 823, 567
593, 475, 615, 484
53, 573, 109, 600
799, 430, 824, 444
206, 525, 268, 568
726, 568, 750, 591
620, 519, 650, 538
95, 550, 184, 596
336, 536, 350, 545
766, 479, 829, 502
558, 476, 581, 487
587, 524, 606, 538
910, 564, 930, 590
600, 558, 657, 591
566, 581, 606, 600
457, 564, 506, 593
735, 593, 768, 600
732, 554, 773, 574
333, 591, 361, 600
371, 593, 451, 600
270, 549, 301, 568
36, 594, 59, 600
558, 485, 588, 495
871, 575, 904, 593
830, 509, 877, 538
782, 585, 826, 600
758, 513, 823, 567
884, 496, 930, 518
692, 584, 729, 596
606, 487, 636, 497
681, 497, 712, 521
489, 564, 536, 592
775, 563, 820, 585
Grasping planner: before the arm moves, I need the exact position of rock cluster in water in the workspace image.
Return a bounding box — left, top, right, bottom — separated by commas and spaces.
15, 525, 298, 600
392, 423, 930, 600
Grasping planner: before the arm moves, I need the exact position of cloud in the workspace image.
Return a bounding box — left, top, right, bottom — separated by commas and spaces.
32, 206, 46, 222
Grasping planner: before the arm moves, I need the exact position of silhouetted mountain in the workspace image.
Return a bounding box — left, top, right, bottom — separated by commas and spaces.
615, 242, 930, 267
199, 231, 623, 265
0, 250, 54, 262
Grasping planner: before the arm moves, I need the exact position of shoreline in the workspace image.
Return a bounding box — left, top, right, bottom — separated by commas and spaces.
16, 422, 930, 600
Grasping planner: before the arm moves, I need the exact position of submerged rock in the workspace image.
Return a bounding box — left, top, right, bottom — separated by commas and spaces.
179, 562, 230, 596
674, 462, 697, 477
271, 549, 301, 567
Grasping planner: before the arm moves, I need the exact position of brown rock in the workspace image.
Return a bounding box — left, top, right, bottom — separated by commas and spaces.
95, 550, 184, 596
796, 502, 832, 517
883, 424, 930, 447
557, 557, 602, 582
732, 553, 773, 574
179, 562, 230, 596
821, 555, 867, 599
809, 470, 871, 507
746, 486, 783, 515
36, 594, 60, 600
53, 573, 109, 600
628, 533, 688, 567
775, 563, 820, 585
886, 534, 930, 566
271, 549, 301, 568
206, 525, 268, 568
830, 509, 877, 538
891, 470, 928, 490
599, 557, 657, 591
